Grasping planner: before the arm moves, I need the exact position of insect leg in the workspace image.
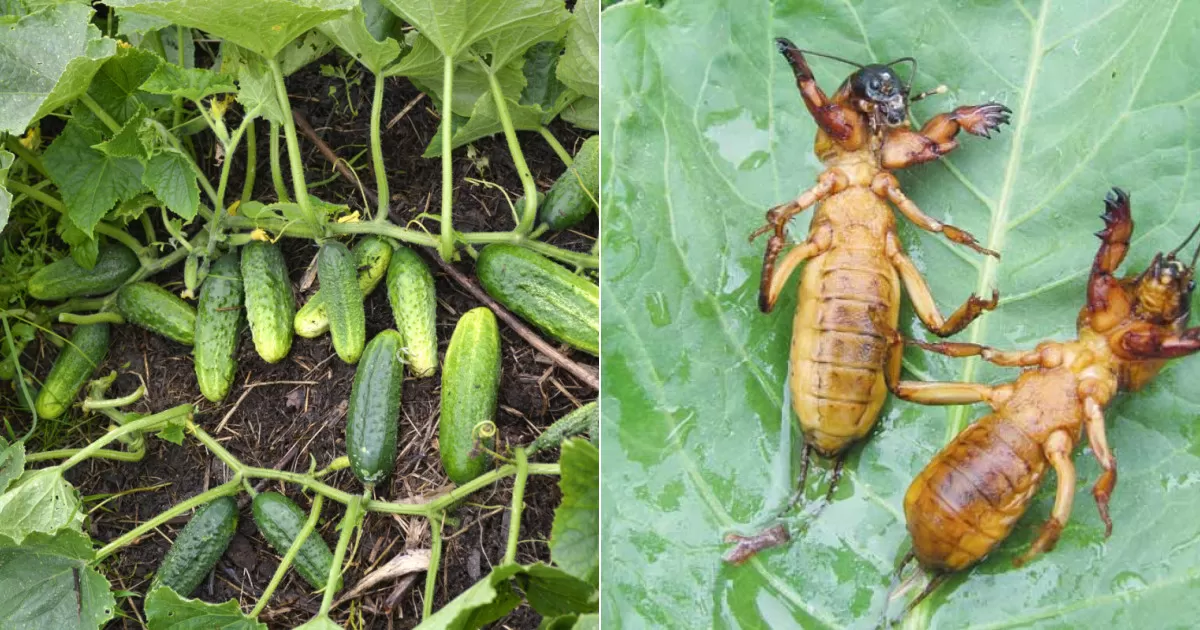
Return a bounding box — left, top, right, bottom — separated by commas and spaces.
758, 224, 832, 313
784, 443, 814, 512
874, 173, 998, 258
723, 525, 790, 566
1014, 430, 1076, 567
905, 339, 1047, 367
1120, 327, 1200, 359
776, 38, 857, 142
887, 233, 998, 337
1087, 188, 1134, 331
1082, 395, 1117, 537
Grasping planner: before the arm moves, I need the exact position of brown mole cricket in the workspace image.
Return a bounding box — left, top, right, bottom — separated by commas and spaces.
725, 40, 1010, 564
889, 189, 1200, 610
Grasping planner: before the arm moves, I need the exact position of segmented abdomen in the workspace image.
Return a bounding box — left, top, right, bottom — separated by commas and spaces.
904, 416, 1047, 571
790, 245, 899, 456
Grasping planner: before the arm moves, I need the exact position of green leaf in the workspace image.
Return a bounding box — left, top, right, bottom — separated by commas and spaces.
57, 216, 99, 269
43, 120, 146, 236
318, 5, 400, 74
106, 0, 354, 59
140, 64, 237, 103
377, 0, 465, 56
115, 9, 172, 37
515, 563, 597, 618
279, 29, 335, 76
556, 0, 597, 99
93, 106, 151, 159
418, 563, 523, 630
155, 421, 186, 446
0, 468, 82, 544
520, 40, 571, 112
421, 90, 543, 157
0, 3, 117, 134
471, 0, 570, 72
81, 45, 164, 127
558, 95, 596, 131
0, 148, 12, 234
571, 614, 598, 630
236, 59, 284, 124
549, 439, 598, 586
109, 192, 160, 225
602, 0, 1200, 627
0, 438, 23, 494
144, 587, 266, 630
0, 529, 116, 630
143, 149, 200, 220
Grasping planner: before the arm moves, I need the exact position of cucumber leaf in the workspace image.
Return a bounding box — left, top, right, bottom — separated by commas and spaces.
0, 149, 11, 234
143, 148, 200, 221
235, 59, 285, 124
0, 3, 117, 134
515, 563, 598, 619
139, 65, 237, 103
0, 437, 22, 494
549, 439, 598, 586
0, 529, 116, 630
318, 5, 401, 74
43, 120, 146, 237
559, 95, 596, 131
0, 468, 82, 544
556, 0, 597, 99
601, 0, 1200, 628
418, 563, 524, 630
144, 587, 266, 630
79, 45, 164, 128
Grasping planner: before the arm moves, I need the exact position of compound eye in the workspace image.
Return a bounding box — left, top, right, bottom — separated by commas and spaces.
869, 78, 881, 91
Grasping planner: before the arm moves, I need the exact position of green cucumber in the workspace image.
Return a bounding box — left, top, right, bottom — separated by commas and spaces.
475, 244, 598, 355
151, 496, 238, 597
528, 402, 598, 454
27, 242, 139, 301
295, 237, 392, 338
318, 242, 366, 364
34, 323, 109, 420
346, 330, 404, 487
386, 246, 438, 377
182, 252, 200, 299
241, 242, 294, 363
252, 491, 339, 592
116, 282, 197, 345
537, 135, 599, 230
440, 307, 500, 484
194, 253, 243, 402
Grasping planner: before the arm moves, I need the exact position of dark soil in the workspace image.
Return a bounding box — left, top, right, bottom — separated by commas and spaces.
6, 52, 596, 629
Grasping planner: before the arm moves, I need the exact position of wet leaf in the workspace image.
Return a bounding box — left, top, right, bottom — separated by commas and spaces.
144, 587, 266, 630
0, 149, 11, 234
0, 437, 23, 494
0, 529, 115, 630
601, 1, 1200, 628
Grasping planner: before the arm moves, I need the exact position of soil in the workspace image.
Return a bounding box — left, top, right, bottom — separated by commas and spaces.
5, 51, 596, 629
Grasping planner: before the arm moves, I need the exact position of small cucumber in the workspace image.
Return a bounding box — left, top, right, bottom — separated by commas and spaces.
194, 253, 243, 402
386, 246, 438, 377
346, 330, 404, 487
241, 242, 294, 363
27, 241, 139, 301
252, 491, 339, 592
475, 244, 598, 355
440, 307, 500, 484
318, 242, 366, 364
151, 496, 238, 597
116, 282, 197, 345
295, 237, 391, 338
34, 323, 109, 420
528, 402, 598, 454
537, 135, 599, 230
182, 252, 200, 299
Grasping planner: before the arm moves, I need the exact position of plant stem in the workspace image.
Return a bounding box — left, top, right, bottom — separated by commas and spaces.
319, 493, 364, 616
438, 55, 456, 260
56, 405, 191, 472
251, 493, 325, 617
26, 446, 143, 463
82, 385, 145, 410
328, 220, 439, 248
423, 512, 444, 620
95, 223, 149, 259
2, 316, 36, 440
370, 74, 390, 223
538, 126, 573, 167
5, 184, 149, 260
187, 421, 246, 474
245, 466, 358, 505
483, 68, 538, 235
241, 121, 257, 204
92, 477, 242, 562
79, 94, 121, 134
459, 232, 598, 269
367, 463, 560, 516
59, 312, 124, 325
4, 135, 48, 178
269, 121, 289, 202
268, 57, 321, 236
205, 114, 255, 258
5, 179, 64, 212
504, 448, 529, 565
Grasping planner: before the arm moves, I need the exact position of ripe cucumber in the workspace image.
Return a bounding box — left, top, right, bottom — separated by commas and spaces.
194, 253, 243, 402
295, 237, 392, 338
346, 330, 404, 487
116, 282, 197, 345
252, 491, 339, 592
475, 244, 598, 356
27, 241, 139, 301
318, 242, 366, 364
151, 496, 238, 597
440, 307, 500, 484
537, 135, 599, 230
241, 242, 294, 363
386, 246, 438, 377
34, 323, 109, 420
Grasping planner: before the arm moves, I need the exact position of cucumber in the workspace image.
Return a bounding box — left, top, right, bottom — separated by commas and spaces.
116, 282, 197, 345
27, 242, 139, 301
537, 135, 599, 230
346, 330, 404, 487
194, 253, 243, 402
386, 246, 438, 377
295, 237, 391, 338
241, 242, 294, 363
440, 307, 500, 484
475, 244, 598, 356
318, 242, 366, 364
34, 323, 109, 420
528, 402, 598, 454
252, 491, 339, 592
182, 252, 200, 299
151, 496, 238, 597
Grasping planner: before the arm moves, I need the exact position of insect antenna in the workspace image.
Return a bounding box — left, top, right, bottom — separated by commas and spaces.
888, 56, 918, 94
1167, 215, 1200, 268
795, 48, 865, 69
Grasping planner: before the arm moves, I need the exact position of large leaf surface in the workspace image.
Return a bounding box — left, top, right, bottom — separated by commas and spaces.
0, 529, 115, 630
601, 1, 1200, 628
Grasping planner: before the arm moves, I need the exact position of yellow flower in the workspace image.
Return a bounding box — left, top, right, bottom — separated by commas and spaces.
250, 228, 271, 242
337, 211, 361, 223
